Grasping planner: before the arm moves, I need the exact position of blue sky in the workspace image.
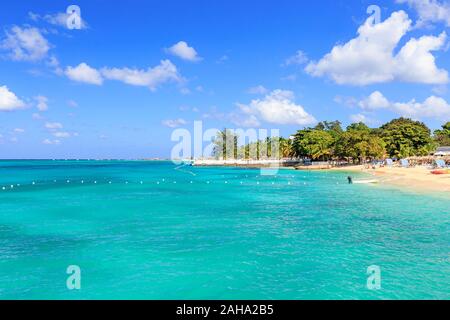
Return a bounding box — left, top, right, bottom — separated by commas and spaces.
1, 0, 449, 158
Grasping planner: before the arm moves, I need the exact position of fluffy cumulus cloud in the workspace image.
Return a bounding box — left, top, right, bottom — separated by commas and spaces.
161, 118, 187, 128
305, 11, 448, 85
235, 90, 316, 126
34, 95, 48, 111
358, 91, 391, 110
65, 63, 103, 85
166, 41, 201, 62
1, 26, 50, 61
397, 0, 450, 27
358, 91, 450, 120
349, 113, 379, 125
45, 122, 63, 130
65, 60, 182, 90
52, 131, 71, 138
0, 86, 26, 111
101, 60, 182, 90
284, 50, 309, 66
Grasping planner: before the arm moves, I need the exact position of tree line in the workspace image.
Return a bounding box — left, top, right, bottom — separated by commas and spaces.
212, 118, 450, 162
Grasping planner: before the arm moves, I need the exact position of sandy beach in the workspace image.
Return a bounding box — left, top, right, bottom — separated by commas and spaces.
332, 165, 450, 194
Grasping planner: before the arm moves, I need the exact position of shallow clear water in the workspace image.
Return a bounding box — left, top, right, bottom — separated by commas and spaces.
0, 160, 448, 299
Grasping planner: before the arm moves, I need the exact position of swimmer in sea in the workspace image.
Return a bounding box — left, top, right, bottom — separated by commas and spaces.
347, 176, 353, 184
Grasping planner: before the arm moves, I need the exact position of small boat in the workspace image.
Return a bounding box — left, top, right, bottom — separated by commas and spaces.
353, 179, 379, 184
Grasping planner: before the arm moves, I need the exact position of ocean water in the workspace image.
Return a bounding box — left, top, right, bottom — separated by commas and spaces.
0, 160, 448, 300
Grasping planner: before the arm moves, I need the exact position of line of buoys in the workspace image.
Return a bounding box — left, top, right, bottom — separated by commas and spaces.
0, 178, 303, 192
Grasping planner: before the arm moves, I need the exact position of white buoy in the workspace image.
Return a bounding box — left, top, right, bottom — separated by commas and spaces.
2, 187, 5, 190
32, 182, 35, 185
157, 181, 160, 185
94, 181, 97, 184
140, 181, 143, 184
10, 185, 14, 189
225, 181, 228, 184
81, 180, 84, 184
109, 181, 112, 184
67, 180, 70, 183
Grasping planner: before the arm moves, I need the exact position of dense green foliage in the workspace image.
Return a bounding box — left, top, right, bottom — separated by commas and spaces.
380, 118, 434, 158
434, 122, 450, 147
212, 118, 443, 161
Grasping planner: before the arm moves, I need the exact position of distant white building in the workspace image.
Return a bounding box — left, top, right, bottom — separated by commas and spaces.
434, 147, 450, 156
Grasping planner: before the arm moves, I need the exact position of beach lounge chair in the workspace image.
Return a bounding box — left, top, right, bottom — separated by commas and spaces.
435, 159, 447, 169
400, 159, 409, 168
385, 159, 393, 167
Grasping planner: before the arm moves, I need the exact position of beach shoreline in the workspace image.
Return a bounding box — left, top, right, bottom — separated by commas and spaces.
192, 160, 449, 194
330, 165, 450, 194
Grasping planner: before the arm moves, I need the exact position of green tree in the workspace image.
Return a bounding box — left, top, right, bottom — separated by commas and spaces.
279, 137, 294, 158
380, 118, 434, 158
335, 123, 385, 162
293, 129, 334, 160
212, 129, 239, 159
434, 122, 450, 146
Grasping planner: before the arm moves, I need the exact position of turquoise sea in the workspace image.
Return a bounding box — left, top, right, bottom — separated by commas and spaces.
0, 160, 448, 300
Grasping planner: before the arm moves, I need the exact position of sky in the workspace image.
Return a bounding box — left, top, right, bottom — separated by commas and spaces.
0, 0, 450, 159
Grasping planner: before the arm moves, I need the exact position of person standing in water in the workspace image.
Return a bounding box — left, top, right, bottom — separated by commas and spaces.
347, 176, 353, 184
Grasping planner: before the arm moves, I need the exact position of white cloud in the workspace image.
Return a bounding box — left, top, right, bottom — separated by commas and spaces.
397, 0, 450, 27
358, 91, 450, 120
34, 95, 48, 111
101, 60, 182, 90
247, 85, 269, 95
42, 138, 60, 145
32, 113, 43, 120
305, 11, 448, 85
1, 26, 50, 61
0, 86, 26, 111
52, 131, 71, 138
350, 113, 369, 123
358, 91, 391, 110
166, 41, 201, 62
45, 122, 63, 130
236, 89, 316, 126
393, 95, 450, 119
162, 118, 187, 128
13, 128, 25, 133
284, 50, 309, 66
65, 63, 103, 85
